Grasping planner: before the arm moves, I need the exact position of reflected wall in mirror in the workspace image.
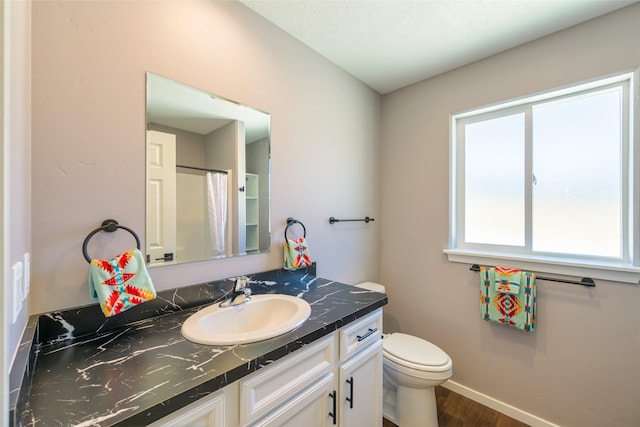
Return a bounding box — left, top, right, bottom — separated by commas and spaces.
146, 73, 271, 267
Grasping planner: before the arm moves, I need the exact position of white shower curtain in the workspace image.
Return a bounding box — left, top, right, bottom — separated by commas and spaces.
206, 172, 228, 256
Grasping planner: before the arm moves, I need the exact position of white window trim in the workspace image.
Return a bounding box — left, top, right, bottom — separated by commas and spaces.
444, 249, 640, 284
445, 70, 640, 284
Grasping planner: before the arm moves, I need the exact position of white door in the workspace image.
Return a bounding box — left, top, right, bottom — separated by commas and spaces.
146, 130, 177, 265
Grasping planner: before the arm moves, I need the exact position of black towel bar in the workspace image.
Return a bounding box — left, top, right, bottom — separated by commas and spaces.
82, 219, 141, 263
470, 264, 595, 287
329, 216, 375, 224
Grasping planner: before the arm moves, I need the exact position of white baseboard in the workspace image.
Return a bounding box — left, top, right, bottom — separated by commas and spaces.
441, 380, 559, 427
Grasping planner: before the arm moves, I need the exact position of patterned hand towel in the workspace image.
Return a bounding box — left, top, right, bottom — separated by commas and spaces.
283, 237, 312, 270
480, 266, 536, 332
494, 266, 521, 294
89, 248, 156, 317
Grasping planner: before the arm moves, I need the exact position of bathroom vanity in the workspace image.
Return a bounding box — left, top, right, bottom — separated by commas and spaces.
10, 266, 387, 426
150, 310, 383, 426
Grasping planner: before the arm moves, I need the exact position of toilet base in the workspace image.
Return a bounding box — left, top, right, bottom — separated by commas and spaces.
383, 364, 444, 427
393, 385, 438, 427
382, 379, 398, 424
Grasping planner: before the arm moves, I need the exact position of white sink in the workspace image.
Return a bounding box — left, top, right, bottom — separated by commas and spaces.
181, 294, 312, 345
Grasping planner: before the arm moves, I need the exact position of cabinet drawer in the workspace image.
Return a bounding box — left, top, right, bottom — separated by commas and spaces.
339, 309, 382, 362
240, 333, 337, 425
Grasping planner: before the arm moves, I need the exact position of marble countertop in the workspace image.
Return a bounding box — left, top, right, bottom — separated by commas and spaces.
11, 266, 387, 426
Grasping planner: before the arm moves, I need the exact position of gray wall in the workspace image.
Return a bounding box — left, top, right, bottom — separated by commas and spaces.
30, 1, 381, 313
380, 4, 640, 426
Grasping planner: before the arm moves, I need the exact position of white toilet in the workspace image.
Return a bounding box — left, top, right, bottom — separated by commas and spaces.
356, 282, 453, 427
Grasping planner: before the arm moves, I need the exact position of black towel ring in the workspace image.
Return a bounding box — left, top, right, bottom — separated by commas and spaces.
82, 219, 141, 263
285, 217, 306, 241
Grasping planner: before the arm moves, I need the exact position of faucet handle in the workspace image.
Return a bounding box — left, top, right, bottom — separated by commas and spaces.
234, 276, 249, 291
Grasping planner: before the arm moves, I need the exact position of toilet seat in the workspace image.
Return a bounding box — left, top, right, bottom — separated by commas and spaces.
383, 333, 452, 373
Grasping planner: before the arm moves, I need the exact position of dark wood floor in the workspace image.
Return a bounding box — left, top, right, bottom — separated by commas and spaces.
383, 386, 530, 427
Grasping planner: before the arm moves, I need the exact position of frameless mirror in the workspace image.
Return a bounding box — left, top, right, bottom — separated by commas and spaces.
146, 72, 270, 267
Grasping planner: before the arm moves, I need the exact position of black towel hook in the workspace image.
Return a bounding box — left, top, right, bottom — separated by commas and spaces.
285, 217, 306, 241
82, 219, 141, 263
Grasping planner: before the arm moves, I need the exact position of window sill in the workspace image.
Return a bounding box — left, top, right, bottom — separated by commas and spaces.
443, 249, 640, 284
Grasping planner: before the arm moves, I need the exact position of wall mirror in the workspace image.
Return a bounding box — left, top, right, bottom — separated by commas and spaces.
145, 72, 271, 267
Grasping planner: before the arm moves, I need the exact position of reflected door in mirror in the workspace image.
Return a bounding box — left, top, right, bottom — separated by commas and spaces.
146, 130, 177, 265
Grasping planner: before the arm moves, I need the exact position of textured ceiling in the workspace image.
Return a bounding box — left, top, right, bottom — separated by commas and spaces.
239, 0, 637, 94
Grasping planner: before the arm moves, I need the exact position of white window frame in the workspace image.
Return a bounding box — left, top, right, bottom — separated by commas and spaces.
444, 70, 640, 284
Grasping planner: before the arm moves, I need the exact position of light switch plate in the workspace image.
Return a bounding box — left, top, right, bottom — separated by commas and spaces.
12, 261, 23, 323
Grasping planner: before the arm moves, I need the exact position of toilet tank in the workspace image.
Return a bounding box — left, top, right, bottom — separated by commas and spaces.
355, 282, 386, 293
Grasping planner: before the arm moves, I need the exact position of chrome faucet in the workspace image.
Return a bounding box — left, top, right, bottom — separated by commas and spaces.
219, 276, 252, 307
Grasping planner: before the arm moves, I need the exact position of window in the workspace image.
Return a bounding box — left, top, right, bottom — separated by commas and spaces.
445, 72, 640, 283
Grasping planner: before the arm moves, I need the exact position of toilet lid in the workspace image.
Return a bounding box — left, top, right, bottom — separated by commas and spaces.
383, 333, 450, 367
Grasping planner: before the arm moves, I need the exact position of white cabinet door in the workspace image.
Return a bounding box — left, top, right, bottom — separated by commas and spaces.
339, 340, 383, 427
240, 334, 336, 425
148, 389, 225, 427
250, 374, 336, 427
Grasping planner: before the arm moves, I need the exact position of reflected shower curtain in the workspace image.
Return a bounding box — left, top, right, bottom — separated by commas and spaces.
206, 172, 228, 256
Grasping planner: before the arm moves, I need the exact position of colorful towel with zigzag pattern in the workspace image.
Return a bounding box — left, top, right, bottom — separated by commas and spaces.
283, 237, 312, 270
89, 248, 156, 317
480, 266, 536, 332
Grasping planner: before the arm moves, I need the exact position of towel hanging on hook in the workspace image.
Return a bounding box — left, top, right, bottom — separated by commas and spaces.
283, 218, 312, 270
83, 219, 156, 317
